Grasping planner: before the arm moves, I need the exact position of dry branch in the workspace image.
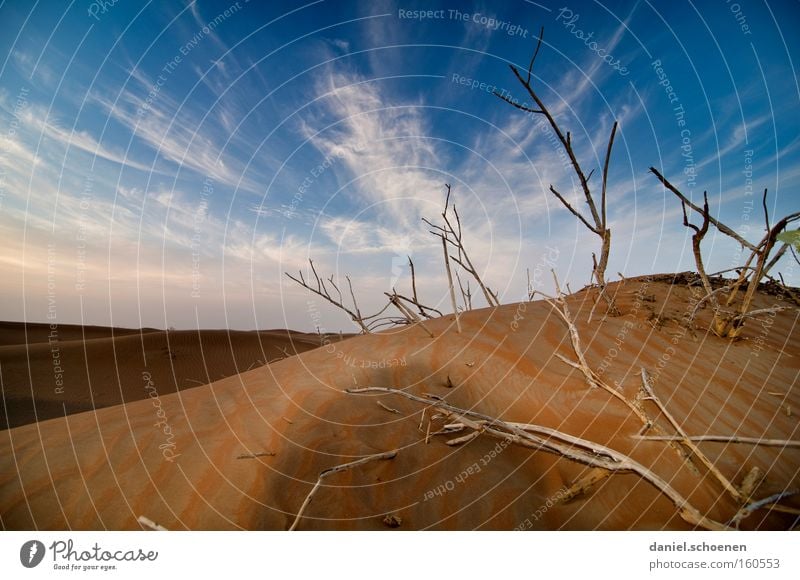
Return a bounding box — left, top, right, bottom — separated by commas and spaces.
544, 293, 651, 426
739, 466, 764, 501
286, 261, 381, 333
137, 515, 168, 531
289, 449, 398, 531
423, 184, 499, 308
446, 430, 481, 446
346, 386, 732, 530
650, 169, 800, 338
640, 369, 741, 502
236, 451, 276, 459
385, 292, 435, 338
377, 400, 401, 415
650, 167, 756, 251
729, 489, 800, 528
558, 468, 612, 503
634, 435, 800, 448
442, 236, 462, 332
497, 28, 617, 310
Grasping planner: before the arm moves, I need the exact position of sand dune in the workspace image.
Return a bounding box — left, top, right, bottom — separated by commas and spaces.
0, 323, 342, 430
1, 276, 798, 530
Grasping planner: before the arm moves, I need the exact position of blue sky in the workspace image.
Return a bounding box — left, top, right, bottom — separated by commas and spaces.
1, 0, 798, 331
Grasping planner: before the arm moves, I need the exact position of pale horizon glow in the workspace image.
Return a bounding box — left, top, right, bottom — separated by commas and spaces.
0, 0, 798, 332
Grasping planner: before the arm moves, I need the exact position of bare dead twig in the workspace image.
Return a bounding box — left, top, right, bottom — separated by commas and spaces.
346, 386, 731, 530
640, 369, 741, 502
557, 468, 612, 504
137, 515, 168, 531
456, 270, 473, 310
650, 167, 756, 251
778, 272, 800, 307
236, 451, 276, 459
445, 430, 481, 446
496, 28, 617, 309
650, 169, 800, 338
729, 489, 800, 528
385, 292, 435, 338
423, 185, 499, 309
543, 292, 651, 426
634, 435, 800, 448
377, 400, 401, 415
289, 450, 399, 531
286, 261, 374, 333
442, 236, 462, 332
739, 466, 764, 503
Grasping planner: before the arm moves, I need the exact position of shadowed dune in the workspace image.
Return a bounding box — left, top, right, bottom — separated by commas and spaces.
0, 323, 344, 430
1, 276, 798, 530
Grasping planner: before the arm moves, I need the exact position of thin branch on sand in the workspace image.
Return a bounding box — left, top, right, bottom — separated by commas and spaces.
236, 451, 276, 459
289, 450, 399, 531
346, 387, 731, 530
543, 286, 651, 426
377, 400, 401, 415
633, 435, 800, 448
640, 369, 741, 502
137, 515, 168, 531
729, 490, 800, 529
557, 468, 612, 504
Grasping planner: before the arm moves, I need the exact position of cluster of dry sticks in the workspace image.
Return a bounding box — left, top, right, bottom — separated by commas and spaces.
286, 288, 799, 531
286, 183, 500, 336
651, 168, 800, 338
282, 25, 800, 532
290, 280, 800, 530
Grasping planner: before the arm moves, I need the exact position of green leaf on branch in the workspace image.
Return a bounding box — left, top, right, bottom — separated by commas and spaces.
777, 229, 800, 251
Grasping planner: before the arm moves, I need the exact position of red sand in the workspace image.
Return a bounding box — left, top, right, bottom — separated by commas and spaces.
1, 277, 798, 530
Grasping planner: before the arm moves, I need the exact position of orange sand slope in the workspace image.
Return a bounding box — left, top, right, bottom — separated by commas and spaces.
0, 324, 341, 430
1, 276, 798, 530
